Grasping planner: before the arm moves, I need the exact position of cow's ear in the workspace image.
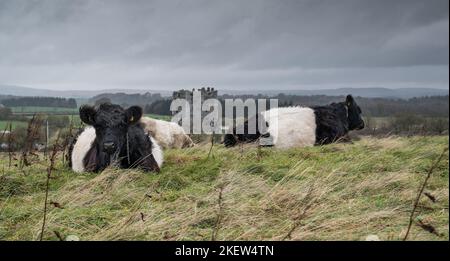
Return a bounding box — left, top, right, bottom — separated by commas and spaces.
126, 106, 143, 125
79, 105, 96, 125
346, 95, 354, 106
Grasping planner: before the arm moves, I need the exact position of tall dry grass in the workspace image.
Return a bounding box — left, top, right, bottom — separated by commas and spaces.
0, 136, 448, 241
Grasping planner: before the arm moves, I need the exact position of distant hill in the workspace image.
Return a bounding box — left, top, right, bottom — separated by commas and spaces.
221, 87, 449, 99
0, 84, 448, 99
0, 94, 15, 102
0, 85, 172, 98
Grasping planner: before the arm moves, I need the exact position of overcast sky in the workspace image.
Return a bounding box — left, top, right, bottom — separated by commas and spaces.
0, 0, 448, 91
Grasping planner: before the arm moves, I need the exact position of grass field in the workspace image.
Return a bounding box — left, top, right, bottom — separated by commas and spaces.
9, 106, 171, 120
0, 120, 28, 131
10, 106, 78, 114
0, 135, 448, 241
0, 113, 171, 132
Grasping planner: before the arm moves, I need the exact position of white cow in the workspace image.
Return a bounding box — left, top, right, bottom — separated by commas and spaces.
139, 117, 194, 149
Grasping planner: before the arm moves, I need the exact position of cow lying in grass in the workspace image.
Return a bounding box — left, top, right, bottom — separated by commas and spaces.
140, 117, 194, 149
224, 95, 365, 149
69, 103, 163, 173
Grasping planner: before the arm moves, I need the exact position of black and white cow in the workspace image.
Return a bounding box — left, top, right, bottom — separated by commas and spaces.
224, 95, 365, 149
69, 103, 163, 173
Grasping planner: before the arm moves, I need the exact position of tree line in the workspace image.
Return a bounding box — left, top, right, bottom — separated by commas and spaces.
141, 94, 449, 135
1, 97, 77, 108
221, 94, 449, 118
141, 94, 449, 118
89, 92, 163, 107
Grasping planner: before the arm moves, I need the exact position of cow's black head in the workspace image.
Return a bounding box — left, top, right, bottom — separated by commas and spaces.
79, 103, 143, 158
345, 95, 364, 130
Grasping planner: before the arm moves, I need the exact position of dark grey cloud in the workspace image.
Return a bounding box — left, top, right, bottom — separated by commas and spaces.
0, 0, 448, 90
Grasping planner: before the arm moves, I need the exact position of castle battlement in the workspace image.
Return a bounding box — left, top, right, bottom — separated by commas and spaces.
172, 87, 218, 101
171, 87, 219, 130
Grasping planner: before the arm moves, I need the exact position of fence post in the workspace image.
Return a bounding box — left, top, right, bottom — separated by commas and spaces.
45, 119, 49, 159
8, 123, 12, 168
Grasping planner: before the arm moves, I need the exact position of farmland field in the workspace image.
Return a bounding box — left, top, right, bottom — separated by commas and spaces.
0, 120, 28, 130
8, 106, 171, 121
0, 113, 170, 131
10, 106, 78, 114
0, 135, 447, 241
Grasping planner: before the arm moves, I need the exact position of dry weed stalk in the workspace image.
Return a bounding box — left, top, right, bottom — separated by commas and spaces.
0, 122, 15, 168
39, 131, 61, 241
403, 147, 448, 241
8, 123, 13, 168
256, 139, 262, 161
61, 116, 74, 166
211, 183, 226, 241
53, 230, 64, 241
20, 114, 43, 168
207, 135, 215, 159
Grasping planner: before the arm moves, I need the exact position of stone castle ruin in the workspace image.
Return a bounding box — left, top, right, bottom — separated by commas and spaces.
172, 87, 218, 132
172, 87, 218, 103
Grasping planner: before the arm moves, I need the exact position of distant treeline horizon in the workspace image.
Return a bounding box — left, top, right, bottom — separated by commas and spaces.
0, 96, 77, 108
1, 92, 448, 119
143, 94, 449, 118
0, 93, 449, 147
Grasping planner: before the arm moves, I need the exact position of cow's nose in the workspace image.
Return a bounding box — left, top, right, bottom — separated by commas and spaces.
103, 142, 116, 153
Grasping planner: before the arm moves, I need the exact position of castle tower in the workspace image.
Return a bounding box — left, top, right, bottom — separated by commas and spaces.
171, 87, 218, 132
